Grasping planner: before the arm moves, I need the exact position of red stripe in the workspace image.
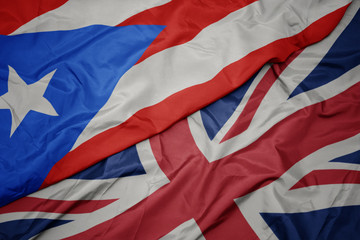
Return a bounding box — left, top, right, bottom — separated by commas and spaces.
291, 169, 360, 190
119, 0, 258, 63
64, 120, 259, 240
0, 0, 68, 35
41, 5, 349, 190
63, 70, 360, 240
221, 50, 302, 142
0, 197, 116, 214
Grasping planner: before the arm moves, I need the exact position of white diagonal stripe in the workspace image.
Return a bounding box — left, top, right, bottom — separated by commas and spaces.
11, 0, 170, 35
160, 219, 206, 240
235, 133, 360, 240
72, 0, 351, 150
188, 1, 358, 162
2, 139, 170, 239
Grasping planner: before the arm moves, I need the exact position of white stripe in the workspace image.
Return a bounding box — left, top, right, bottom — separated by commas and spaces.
212, 64, 271, 143
187, 63, 270, 148
235, 133, 360, 240
189, 65, 360, 162
11, 0, 170, 35
188, 1, 358, 162
72, 0, 351, 150
160, 219, 206, 240
3, 140, 169, 239
30, 140, 168, 201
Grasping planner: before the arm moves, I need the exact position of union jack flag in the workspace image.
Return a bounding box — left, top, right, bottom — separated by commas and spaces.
0, 0, 359, 239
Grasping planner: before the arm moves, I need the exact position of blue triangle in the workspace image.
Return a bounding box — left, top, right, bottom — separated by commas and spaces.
261, 205, 360, 240
70, 145, 146, 179
0, 218, 71, 239
289, 9, 360, 99
330, 149, 360, 165
200, 73, 256, 140
0, 24, 164, 207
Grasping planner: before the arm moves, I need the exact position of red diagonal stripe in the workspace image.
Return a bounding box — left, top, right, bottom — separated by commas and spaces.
291, 169, 360, 190
0, 0, 68, 35
63, 70, 360, 240
221, 50, 302, 142
42, 5, 349, 190
0, 197, 117, 214
64, 120, 259, 240
118, 0, 258, 63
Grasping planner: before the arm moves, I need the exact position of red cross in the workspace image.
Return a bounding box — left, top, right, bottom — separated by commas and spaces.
65, 82, 360, 240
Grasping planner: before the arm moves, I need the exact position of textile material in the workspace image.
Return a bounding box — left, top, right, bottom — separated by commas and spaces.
1, 0, 359, 239
0, 24, 164, 206
0, 0, 352, 206
0, 1, 359, 239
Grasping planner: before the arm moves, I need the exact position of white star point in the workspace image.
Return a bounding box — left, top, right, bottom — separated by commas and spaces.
0, 66, 58, 137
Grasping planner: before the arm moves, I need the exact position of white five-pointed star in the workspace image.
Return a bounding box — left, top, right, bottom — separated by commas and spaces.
0, 65, 58, 137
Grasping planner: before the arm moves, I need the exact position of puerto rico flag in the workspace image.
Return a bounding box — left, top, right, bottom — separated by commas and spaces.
0, 0, 359, 239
